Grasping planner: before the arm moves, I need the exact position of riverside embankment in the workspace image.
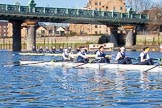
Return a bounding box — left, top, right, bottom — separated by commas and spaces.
0, 34, 162, 51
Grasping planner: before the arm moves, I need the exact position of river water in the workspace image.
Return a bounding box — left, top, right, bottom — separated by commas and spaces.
0, 51, 162, 108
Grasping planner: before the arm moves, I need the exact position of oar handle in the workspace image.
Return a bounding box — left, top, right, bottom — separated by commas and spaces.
72, 59, 100, 68
129, 57, 138, 60
151, 58, 161, 60
130, 58, 161, 62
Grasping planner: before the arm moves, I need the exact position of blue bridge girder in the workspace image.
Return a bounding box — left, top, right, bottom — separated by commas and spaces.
0, 4, 149, 25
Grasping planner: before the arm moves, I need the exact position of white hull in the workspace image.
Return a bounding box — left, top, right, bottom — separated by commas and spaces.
18, 53, 111, 58
20, 61, 162, 72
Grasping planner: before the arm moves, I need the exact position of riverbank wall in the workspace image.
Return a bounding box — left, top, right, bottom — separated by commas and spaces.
0, 35, 161, 51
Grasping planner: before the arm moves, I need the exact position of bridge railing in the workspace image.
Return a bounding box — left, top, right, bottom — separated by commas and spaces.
0, 4, 149, 23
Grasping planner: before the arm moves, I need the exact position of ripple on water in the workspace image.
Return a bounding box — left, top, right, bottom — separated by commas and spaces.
0, 51, 162, 108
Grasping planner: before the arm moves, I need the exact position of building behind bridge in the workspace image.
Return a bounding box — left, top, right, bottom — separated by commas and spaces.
0, 21, 8, 37
69, 0, 126, 35
0, 22, 70, 38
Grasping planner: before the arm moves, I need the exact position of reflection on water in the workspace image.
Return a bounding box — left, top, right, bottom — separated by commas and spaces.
0, 51, 162, 107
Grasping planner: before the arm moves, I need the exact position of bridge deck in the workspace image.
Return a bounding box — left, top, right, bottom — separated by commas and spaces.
0, 4, 149, 25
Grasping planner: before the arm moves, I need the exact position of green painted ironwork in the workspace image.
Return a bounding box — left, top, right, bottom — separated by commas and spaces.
0, 3, 149, 24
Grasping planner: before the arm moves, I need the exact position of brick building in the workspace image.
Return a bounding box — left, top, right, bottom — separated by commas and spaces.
0, 21, 8, 37
69, 0, 126, 35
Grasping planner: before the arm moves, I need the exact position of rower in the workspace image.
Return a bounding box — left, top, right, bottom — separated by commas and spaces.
51, 46, 56, 53
138, 47, 154, 65
115, 47, 132, 64
83, 46, 88, 53
76, 47, 89, 63
38, 46, 44, 53
32, 46, 37, 53
59, 47, 63, 53
95, 46, 110, 63
76, 47, 80, 53
68, 47, 72, 53
45, 46, 50, 53
62, 48, 74, 61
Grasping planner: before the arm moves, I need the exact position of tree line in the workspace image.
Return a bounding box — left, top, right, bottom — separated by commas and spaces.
126, 0, 162, 32
126, 0, 162, 12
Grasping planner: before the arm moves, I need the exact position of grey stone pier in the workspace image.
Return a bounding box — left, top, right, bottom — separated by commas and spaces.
109, 26, 118, 47
10, 21, 22, 51
25, 0, 37, 51
125, 30, 134, 47
124, 26, 136, 47
26, 21, 37, 51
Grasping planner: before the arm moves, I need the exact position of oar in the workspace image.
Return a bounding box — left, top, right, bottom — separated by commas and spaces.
15, 60, 53, 66
72, 62, 89, 68
1, 61, 20, 67
3, 60, 62, 67
144, 64, 160, 72
20, 59, 65, 66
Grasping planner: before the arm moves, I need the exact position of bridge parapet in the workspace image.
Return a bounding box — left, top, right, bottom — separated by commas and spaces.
0, 4, 149, 24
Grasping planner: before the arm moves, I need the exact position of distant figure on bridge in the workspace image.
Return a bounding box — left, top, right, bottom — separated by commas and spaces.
62, 48, 74, 61
32, 46, 37, 53
138, 47, 154, 65
77, 47, 89, 63
115, 47, 132, 64
38, 46, 44, 53
95, 46, 110, 63
51, 46, 56, 53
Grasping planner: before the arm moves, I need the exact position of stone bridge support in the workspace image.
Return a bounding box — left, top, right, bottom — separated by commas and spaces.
10, 21, 22, 52
109, 26, 118, 47
25, 20, 37, 51
123, 26, 136, 47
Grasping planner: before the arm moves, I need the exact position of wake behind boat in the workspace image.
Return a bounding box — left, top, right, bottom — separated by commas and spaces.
19, 60, 162, 72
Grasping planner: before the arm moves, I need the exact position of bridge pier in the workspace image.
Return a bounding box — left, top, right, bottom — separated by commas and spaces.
10, 21, 22, 51
123, 26, 136, 47
109, 26, 118, 47
26, 21, 37, 51
125, 30, 134, 47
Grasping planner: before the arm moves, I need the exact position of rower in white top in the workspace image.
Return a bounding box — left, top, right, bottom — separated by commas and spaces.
115, 47, 132, 64
138, 47, 154, 65
76, 47, 89, 63
95, 46, 110, 63
62, 48, 74, 61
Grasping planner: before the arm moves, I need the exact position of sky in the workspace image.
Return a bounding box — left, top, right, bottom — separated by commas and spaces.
0, 0, 88, 8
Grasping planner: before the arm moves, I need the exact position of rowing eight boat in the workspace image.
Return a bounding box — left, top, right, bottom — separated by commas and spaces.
19, 52, 111, 58
19, 61, 162, 72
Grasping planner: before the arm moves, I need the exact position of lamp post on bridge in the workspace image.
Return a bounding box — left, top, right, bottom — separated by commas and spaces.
28, 0, 36, 13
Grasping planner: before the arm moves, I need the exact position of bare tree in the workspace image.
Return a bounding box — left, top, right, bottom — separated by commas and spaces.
126, 0, 154, 13
153, 0, 162, 8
